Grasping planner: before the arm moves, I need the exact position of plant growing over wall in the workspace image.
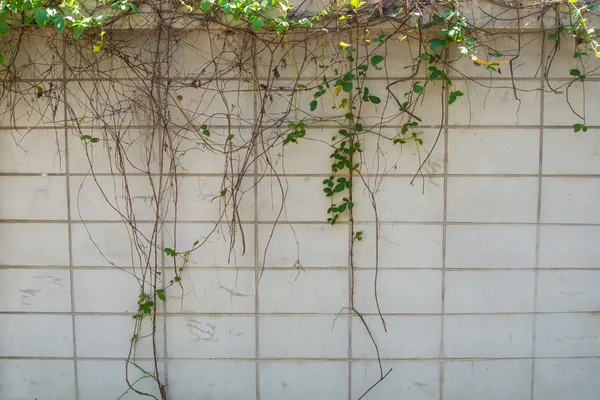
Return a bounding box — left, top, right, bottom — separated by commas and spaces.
1, 0, 599, 398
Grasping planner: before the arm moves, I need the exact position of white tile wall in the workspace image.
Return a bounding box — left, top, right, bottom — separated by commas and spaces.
0, 314, 74, 357
445, 270, 535, 313
351, 361, 440, 400
0, 268, 71, 312
0, 359, 75, 400
445, 224, 537, 268
534, 359, 600, 400
447, 177, 538, 222
444, 315, 534, 358
443, 360, 532, 400
260, 362, 348, 400
2, 20, 600, 400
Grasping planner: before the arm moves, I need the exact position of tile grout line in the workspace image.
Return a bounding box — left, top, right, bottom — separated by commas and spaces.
252, 38, 261, 400
4, 219, 600, 226
439, 57, 451, 400
347, 29, 354, 400
63, 37, 80, 400
5, 355, 600, 362
159, 26, 170, 395
530, 29, 547, 400
2, 310, 599, 317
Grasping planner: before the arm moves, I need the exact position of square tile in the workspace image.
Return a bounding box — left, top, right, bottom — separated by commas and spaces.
0, 176, 67, 220
76, 315, 162, 358
538, 270, 600, 312
539, 226, 600, 268
260, 316, 348, 358
351, 361, 440, 400
444, 315, 533, 358
168, 80, 254, 126
353, 270, 442, 314
258, 269, 348, 313
352, 224, 443, 268
67, 128, 160, 174
165, 268, 255, 313
448, 129, 539, 174
167, 316, 254, 358
71, 222, 156, 267
0, 81, 63, 127
0, 268, 71, 312
541, 178, 600, 223
260, 361, 348, 400
443, 360, 531, 400
164, 222, 255, 268
535, 313, 600, 357
447, 177, 538, 222
542, 129, 600, 174
449, 33, 543, 78
352, 316, 441, 359
0, 130, 65, 173
445, 271, 535, 313
360, 128, 445, 177
78, 360, 163, 400
544, 81, 600, 126
171, 175, 254, 222
445, 224, 537, 268
448, 80, 541, 126
168, 360, 255, 400
534, 358, 600, 400
257, 176, 333, 222
261, 128, 338, 175
0, 223, 69, 266
69, 175, 160, 221
353, 177, 444, 222
73, 269, 144, 313
169, 128, 254, 175
0, 314, 73, 357
258, 223, 349, 268
0, 360, 75, 400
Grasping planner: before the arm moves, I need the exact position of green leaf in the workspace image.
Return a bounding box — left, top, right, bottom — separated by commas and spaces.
90, 137, 100, 143
368, 95, 381, 104
569, 68, 581, 77
73, 25, 84, 39
342, 82, 353, 93
0, 21, 9, 37
201, 0, 212, 11
371, 55, 384, 66
355, 123, 363, 132
54, 15, 65, 33
33, 7, 48, 28
309, 100, 317, 111
251, 18, 264, 32
429, 37, 443, 51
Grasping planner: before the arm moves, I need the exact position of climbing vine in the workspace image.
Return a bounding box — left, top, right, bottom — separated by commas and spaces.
1, 0, 600, 399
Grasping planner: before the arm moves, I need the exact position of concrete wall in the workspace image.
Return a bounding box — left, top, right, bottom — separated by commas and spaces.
1, 23, 600, 400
